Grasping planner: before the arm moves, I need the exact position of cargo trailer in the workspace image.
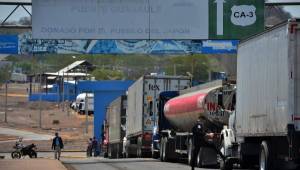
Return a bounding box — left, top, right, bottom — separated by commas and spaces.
105, 95, 127, 159
125, 75, 191, 157
222, 19, 300, 170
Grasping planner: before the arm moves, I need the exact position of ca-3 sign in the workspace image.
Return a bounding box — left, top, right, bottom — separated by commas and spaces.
209, 0, 264, 39
32, 0, 264, 40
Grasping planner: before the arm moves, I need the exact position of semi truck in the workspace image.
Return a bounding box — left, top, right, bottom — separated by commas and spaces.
104, 95, 127, 159
221, 20, 300, 170
125, 75, 191, 157
155, 80, 236, 167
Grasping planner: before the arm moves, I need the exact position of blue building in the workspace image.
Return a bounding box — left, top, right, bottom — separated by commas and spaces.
28, 60, 95, 102
78, 80, 134, 141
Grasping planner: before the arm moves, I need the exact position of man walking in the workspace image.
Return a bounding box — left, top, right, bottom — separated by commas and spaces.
52, 132, 64, 160
190, 118, 225, 170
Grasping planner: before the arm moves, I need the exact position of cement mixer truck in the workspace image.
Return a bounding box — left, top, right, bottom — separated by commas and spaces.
153, 80, 236, 167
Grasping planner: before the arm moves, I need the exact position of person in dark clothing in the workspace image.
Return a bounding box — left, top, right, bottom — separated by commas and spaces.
87, 138, 93, 157
52, 132, 64, 160
191, 119, 225, 170
92, 137, 98, 157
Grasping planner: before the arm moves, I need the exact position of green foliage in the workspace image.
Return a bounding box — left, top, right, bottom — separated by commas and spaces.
163, 54, 213, 81
3, 53, 232, 82
0, 65, 12, 85
92, 68, 124, 80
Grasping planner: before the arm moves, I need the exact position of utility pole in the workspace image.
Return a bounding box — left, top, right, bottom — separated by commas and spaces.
39, 66, 42, 128
85, 92, 89, 134
85, 66, 89, 134
62, 71, 65, 112
4, 81, 8, 123
173, 64, 176, 76
67, 72, 70, 116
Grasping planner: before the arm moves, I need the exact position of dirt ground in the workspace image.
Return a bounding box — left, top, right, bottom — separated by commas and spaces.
0, 83, 94, 152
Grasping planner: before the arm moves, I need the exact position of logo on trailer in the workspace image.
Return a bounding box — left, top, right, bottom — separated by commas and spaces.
145, 119, 152, 125
149, 84, 160, 91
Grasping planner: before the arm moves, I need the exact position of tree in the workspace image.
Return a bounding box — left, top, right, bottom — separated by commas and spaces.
0, 65, 12, 86
18, 16, 31, 25
92, 68, 124, 80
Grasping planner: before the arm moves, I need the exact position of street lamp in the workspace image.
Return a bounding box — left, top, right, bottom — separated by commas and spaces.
4, 80, 8, 123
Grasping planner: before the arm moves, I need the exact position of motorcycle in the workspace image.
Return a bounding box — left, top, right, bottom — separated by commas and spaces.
11, 143, 37, 159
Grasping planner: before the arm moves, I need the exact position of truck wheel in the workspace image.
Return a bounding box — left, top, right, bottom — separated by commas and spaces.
137, 147, 142, 158
125, 147, 131, 158
162, 138, 167, 161
187, 138, 193, 166
260, 141, 273, 170
152, 149, 159, 159
220, 159, 233, 170
196, 147, 204, 168
108, 147, 112, 159
163, 138, 171, 162
160, 139, 165, 161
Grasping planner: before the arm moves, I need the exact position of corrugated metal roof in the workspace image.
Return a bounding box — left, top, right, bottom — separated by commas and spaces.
57, 60, 87, 74
45, 72, 90, 77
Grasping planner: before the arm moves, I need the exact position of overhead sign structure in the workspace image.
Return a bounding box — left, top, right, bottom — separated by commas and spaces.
32, 0, 208, 40
0, 35, 18, 54
32, 0, 264, 40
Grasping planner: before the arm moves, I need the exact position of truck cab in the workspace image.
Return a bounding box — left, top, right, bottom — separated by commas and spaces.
152, 91, 179, 158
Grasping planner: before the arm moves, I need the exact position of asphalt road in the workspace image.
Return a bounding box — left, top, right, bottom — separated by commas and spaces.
63, 158, 224, 170
0, 127, 53, 143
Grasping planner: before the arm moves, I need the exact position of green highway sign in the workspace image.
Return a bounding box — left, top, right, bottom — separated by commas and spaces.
209, 0, 265, 39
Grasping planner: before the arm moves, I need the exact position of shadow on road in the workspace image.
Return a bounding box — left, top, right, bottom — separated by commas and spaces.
63, 158, 160, 165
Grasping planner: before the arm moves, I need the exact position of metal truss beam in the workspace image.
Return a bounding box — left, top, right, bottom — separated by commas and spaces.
0, 2, 31, 5
265, 2, 300, 6
0, 2, 31, 26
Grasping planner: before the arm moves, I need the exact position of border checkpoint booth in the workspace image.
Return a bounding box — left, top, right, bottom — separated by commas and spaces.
78, 80, 134, 142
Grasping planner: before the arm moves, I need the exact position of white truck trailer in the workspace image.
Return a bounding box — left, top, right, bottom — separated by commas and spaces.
125, 75, 191, 157
75, 93, 94, 114
222, 20, 300, 170
105, 95, 127, 159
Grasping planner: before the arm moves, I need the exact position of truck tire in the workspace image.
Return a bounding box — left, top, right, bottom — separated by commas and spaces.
137, 137, 142, 158
160, 139, 165, 161
108, 147, 112, 159
163, 138, 173, 162
125, 147, 132, 158
260, 141, 274, 170
196, 147, 204, 168
137, 147, 142, 158
187, 138, 193, 166
152, 148, 159, 159
162, 138, 168, 161
220, 159, 233, 170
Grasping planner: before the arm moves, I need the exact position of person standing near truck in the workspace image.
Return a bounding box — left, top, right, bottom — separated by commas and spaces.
87, 138, 93, 157
190, 118, 225, 170
52, 132, 64, 160
92, 137, 98, 157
